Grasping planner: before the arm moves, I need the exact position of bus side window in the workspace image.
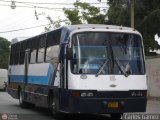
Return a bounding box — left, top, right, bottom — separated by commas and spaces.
10, 44, 16, 65
45, 30, 61, 67
26, 39, 32, 63
37, 35, 46, 63
30, 38, 38, 64
19, 41, 26, 64
14, 43, 20, 65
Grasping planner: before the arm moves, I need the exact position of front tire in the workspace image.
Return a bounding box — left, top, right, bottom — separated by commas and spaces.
51, 99, 66, 119
51, 99, 60, 117
110, 113, 123, 120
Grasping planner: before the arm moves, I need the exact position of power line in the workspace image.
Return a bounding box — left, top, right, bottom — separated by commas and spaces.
0, 24, 49, 33
0, 3, 108, 10
0, 0, 108, 10
0, 0, 107, 5
0, 3, 65, 10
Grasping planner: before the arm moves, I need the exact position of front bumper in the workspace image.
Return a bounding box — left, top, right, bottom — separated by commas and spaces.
66, 97, 147, 113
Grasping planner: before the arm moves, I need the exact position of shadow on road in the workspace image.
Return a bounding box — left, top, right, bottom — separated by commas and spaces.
19, 106, 112, 120
56, 114, 111, 120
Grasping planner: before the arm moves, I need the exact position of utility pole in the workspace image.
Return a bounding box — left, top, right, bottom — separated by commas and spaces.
131, 0, 135, 28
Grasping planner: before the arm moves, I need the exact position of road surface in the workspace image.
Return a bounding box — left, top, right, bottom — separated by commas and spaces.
0, 92, 160, 120
0, 92, 110, 120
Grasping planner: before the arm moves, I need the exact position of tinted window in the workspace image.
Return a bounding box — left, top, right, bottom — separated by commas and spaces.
19, 41, 26, 64
47, 30, 61, 46
26, 39, 32, 63
10, 44, 16, 65
45, 30, 61, 66
14, 43, 20, 65
30, 38, 38, 63
37, 35, 46, 63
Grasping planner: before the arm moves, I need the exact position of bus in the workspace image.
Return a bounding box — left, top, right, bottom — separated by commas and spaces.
8, 24, 147, 119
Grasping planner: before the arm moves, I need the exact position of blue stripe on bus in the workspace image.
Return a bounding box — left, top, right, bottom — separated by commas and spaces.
9, 75, 49, 85
48, 64, 54, 82
9, 64, 54, 85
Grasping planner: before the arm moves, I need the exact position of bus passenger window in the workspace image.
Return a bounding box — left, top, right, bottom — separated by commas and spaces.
30, 38, 38, 64
14, 43, 20, 65
10, 44, 16, 65
26, 39, 32, 63
46, 45, 59, 66
19, 41, 26, 64
37, 35, 46, 63
45, 30, 61, 67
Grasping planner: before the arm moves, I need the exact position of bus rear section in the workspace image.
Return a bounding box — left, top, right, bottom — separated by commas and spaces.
57, 27, 147, 115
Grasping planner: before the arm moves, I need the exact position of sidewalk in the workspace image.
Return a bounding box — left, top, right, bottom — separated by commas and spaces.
146, 99, 160, 113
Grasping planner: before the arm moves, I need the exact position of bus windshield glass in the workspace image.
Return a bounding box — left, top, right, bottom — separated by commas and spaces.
71, 32, 145, 75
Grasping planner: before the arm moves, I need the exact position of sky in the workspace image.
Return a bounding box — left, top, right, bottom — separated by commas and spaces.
0, 0, 107, 41
0, 0, 159, 44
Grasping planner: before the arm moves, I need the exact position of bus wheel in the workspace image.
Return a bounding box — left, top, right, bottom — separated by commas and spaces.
110, 113, 123, 120
52, 99, 58, 116
19, 91, 28, 108
51, 100, 64, 119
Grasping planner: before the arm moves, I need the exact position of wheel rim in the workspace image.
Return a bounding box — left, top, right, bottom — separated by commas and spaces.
52, 100, 56, 115
19, 92, 22, 105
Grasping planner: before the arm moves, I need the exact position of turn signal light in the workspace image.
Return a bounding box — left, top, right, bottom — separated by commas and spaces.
70, 91, 80, 97
144, 90, 147, 97
70, 91, 94, 97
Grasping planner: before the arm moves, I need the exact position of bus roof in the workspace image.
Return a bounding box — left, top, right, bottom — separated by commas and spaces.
11, 24, 140, 44
64, 24, 136, 32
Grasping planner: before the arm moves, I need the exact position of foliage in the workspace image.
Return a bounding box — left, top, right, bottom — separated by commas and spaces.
44, 16, 70, 31
38, 1, 106, 30
34, 11, 70, 31
107, 0, 160, 55
64, 1, 106, 24
0, 37, 10, 69
41, 1, 106, 31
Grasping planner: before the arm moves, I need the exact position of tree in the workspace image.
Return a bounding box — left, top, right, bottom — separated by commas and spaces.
37, 1, 106, 31
44, 16, 69, 31
107, 0, 160, 55
0, 37, 10, 69
64, 1, 106, 24
34, 11, 69, 31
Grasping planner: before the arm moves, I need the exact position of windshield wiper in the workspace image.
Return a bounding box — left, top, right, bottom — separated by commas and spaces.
115, 57, 129, 77
95, 59, 109, 77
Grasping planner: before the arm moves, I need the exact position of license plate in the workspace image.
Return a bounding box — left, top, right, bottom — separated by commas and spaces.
108, 102, 118, 108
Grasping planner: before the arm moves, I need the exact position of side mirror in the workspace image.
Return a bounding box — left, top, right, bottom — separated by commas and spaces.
66, 47, 73, 60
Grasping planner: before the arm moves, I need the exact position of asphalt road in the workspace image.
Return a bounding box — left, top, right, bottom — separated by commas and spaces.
0, 92, 160, 120
0, 92, 111, 120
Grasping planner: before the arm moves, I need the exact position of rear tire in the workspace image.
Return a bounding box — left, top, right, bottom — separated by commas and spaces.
19, 90, 29, 108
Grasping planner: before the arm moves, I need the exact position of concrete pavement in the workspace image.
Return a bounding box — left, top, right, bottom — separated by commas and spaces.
0, 92, 160, 120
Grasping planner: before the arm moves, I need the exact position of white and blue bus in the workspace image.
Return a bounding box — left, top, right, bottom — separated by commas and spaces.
8, 24, 147, 118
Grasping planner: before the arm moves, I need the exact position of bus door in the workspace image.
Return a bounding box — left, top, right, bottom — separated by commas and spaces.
59, 45, 69, 110
23, 49, 30, 100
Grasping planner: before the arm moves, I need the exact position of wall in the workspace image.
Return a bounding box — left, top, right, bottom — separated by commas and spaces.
146, 56, 160, 97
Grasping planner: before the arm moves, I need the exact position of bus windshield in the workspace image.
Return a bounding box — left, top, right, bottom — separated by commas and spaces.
71, 32, 145, 75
